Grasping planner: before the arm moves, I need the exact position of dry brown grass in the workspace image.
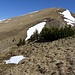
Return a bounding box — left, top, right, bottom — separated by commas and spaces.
0, 8, 75, 75
0, 35, 75, 75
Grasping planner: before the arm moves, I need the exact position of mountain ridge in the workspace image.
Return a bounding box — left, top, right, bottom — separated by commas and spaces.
0, 7, 75, 50
0, 7, 75, 75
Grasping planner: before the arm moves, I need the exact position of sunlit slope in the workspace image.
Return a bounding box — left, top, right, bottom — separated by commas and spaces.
0, 8, 75, 50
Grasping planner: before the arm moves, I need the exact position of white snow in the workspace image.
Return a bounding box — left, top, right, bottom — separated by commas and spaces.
25, 22, 46, 40
4, 55, 25, 64
64, 19, 75, 26
59, 9, 75, 26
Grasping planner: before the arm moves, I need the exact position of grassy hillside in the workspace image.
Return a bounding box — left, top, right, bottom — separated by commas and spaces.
0, 8, 68, 50
0, 35, 75, 75
0, 8, 75, 75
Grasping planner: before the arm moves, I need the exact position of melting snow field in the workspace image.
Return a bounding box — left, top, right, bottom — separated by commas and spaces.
59, 9, 75, 26
4, 55, 25, 64
25, 22, 46, 40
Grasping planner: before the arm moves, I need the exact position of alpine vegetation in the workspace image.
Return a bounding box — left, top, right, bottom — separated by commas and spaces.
25, 22, 46, 41
29, 25, 75, 42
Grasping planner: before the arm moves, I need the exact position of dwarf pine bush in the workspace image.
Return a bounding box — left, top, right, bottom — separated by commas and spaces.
17, 38, 25, 47
29, 25, 75, 42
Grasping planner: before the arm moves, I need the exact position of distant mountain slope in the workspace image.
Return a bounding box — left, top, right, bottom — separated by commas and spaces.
0, 8, 75, 50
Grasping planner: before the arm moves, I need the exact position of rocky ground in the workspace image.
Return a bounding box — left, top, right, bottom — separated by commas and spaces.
0, 36, 75, 75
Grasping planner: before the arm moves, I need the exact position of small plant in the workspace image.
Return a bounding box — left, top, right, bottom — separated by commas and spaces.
37, 65, 46, 74
22, 39, 26, 45
17, 38, 25, 47
29, 29, 39, 41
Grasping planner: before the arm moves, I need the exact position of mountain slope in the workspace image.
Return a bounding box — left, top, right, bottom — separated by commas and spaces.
0, 36, 75, 75
0, 7, 75, 75
0, 8, 75, 50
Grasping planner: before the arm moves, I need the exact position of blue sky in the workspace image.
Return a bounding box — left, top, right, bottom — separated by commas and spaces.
0, 0, 75, 20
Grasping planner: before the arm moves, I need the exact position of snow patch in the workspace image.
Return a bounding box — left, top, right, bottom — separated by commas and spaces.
59, 9, 75, 26
64, 19, 75, 26
4, 55, 25, 64
25, 22, 46, 40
